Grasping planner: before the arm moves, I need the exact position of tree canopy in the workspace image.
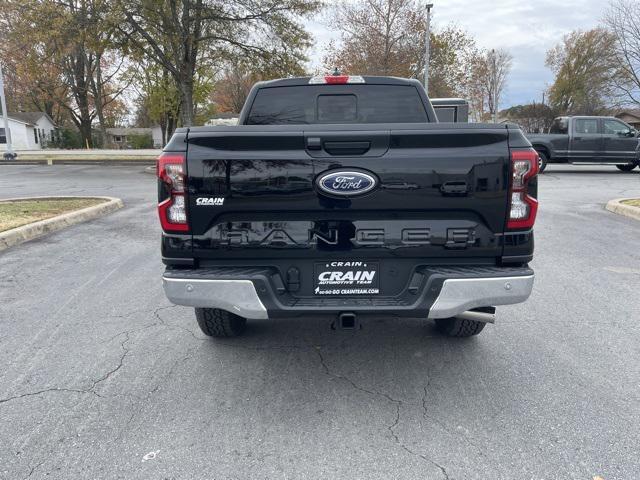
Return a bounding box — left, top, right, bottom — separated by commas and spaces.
546, 28, 621, 115
323, 0, 479, 99
115, 0, 320, 126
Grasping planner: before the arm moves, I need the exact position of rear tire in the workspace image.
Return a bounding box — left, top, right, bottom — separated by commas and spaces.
536, 151, 548, 173
435, 317, 486, 337
195, 308, 247, 337
616, 163, 637, 172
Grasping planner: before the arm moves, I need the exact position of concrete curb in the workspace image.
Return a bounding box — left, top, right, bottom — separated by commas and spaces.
605, 198, 640, 222
0, 196, 124, 252
2, 159, 156, 166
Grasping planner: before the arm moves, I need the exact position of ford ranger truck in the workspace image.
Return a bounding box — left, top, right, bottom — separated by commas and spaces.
158, 75, 537, 338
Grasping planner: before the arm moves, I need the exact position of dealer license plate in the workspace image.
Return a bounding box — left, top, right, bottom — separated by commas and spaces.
313, 261, 380, 296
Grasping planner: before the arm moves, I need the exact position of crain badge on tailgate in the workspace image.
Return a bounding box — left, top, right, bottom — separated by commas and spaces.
316, 170, 377, 197
196, 197, 225, 206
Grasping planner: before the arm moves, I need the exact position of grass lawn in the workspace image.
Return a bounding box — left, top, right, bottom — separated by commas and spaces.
0, 198, 107, 233
622, 199, 640, 208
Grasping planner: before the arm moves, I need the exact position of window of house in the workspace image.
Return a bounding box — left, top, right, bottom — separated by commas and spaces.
114, 135, 122, 142
0, 128, 6, 144
574, 119, 599, 134
34, 128, 38, 143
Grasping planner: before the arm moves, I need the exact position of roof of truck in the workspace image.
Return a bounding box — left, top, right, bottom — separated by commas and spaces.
253, 76, 423, 88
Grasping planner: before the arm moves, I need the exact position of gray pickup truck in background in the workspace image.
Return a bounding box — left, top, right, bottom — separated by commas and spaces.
527, 116, 640, 172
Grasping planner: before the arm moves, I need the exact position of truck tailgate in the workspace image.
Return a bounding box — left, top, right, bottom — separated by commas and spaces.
185, 124, 511, 262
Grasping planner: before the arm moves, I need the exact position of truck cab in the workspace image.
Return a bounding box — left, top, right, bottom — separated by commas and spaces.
527, 116, 639, 172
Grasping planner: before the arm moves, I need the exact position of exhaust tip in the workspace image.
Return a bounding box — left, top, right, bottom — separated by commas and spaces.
457, 307, 496, 324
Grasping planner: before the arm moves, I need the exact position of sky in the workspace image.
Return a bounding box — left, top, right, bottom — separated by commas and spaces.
304, 0, 606, 107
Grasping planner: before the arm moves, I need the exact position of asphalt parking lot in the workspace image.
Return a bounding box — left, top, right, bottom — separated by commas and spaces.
1, 164, 639, 480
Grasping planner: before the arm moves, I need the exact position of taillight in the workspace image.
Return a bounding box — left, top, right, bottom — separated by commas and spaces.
308, 75, 365, 85
157, 152, 188, 232
507, 148, 539, 230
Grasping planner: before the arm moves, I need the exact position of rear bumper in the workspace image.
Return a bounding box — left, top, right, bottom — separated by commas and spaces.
163, 278, 269, 319
162, 266, 534, 320
426, 275, 533, 318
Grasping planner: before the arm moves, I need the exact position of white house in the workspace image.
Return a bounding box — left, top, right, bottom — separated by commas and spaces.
0, 112, 56, 151
105, 126, 166, 148
151, 125, 163, 148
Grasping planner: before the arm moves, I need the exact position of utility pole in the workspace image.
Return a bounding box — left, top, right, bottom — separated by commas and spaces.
491, 50, 498, 124
423, 3, 433, 94
0, 62, 16, 161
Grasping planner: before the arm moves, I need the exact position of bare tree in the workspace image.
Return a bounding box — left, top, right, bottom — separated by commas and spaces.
606, 0, 640, 107
213, 67, 256, 114
501, 103, 557, 133
323, 0, 479, 98
473, 49, 512, 123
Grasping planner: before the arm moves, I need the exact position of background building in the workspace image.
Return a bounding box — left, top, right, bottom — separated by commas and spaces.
0, 112, 56, 150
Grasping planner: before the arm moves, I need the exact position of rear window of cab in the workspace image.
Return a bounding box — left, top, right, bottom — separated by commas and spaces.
246, 85, 428, 125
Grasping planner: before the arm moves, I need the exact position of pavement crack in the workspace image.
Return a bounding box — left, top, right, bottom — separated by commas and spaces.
314, 347, 403, 406
1, 328, 139, 404
89, 331, 131, 393
397, 444, 451, 480
114, 344, 200, 442
23, 460, 44, 480
0, 387, 98, 405
153, 305, 203, 341
421, 380, 489, 466
314, 347, 450, 480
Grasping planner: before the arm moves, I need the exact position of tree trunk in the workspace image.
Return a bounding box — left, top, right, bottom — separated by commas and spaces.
159, 116, 167, 147
91, 53, 108, 147
169, 116, 177, 139
176, 61, 195, 127
71, 46, 94, 148
77, 119, 93, 149
178, 79, 194, 127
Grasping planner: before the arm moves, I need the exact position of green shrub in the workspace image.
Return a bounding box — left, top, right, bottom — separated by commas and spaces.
127, 133, 153, 149
48, 128, 83, 149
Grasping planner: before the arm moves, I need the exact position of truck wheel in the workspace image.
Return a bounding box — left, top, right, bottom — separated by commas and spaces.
434, 317, 486, 337
616, 164, 637, 172
195, 308, 247, 337
536, 151, 548, 173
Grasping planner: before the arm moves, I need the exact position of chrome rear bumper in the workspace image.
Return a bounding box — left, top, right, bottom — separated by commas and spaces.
163, 272, 534, 321
162, 278, 268, 319
426, 275, 535, 319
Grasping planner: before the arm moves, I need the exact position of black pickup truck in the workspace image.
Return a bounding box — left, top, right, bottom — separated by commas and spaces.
528, 116, 640, 172
158, 75, 538, 338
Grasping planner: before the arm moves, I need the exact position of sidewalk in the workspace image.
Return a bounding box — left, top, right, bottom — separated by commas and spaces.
2, 149, 161, 165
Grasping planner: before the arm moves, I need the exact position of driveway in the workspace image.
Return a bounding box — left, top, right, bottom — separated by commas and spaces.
1, 165, 639, 479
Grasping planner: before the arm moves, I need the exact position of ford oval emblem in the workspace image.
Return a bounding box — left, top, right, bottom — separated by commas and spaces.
316, 170, 378, 197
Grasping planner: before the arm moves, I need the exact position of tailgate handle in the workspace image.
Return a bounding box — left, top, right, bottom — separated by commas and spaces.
440, 181, 468, 196
323, 141, 371, 155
